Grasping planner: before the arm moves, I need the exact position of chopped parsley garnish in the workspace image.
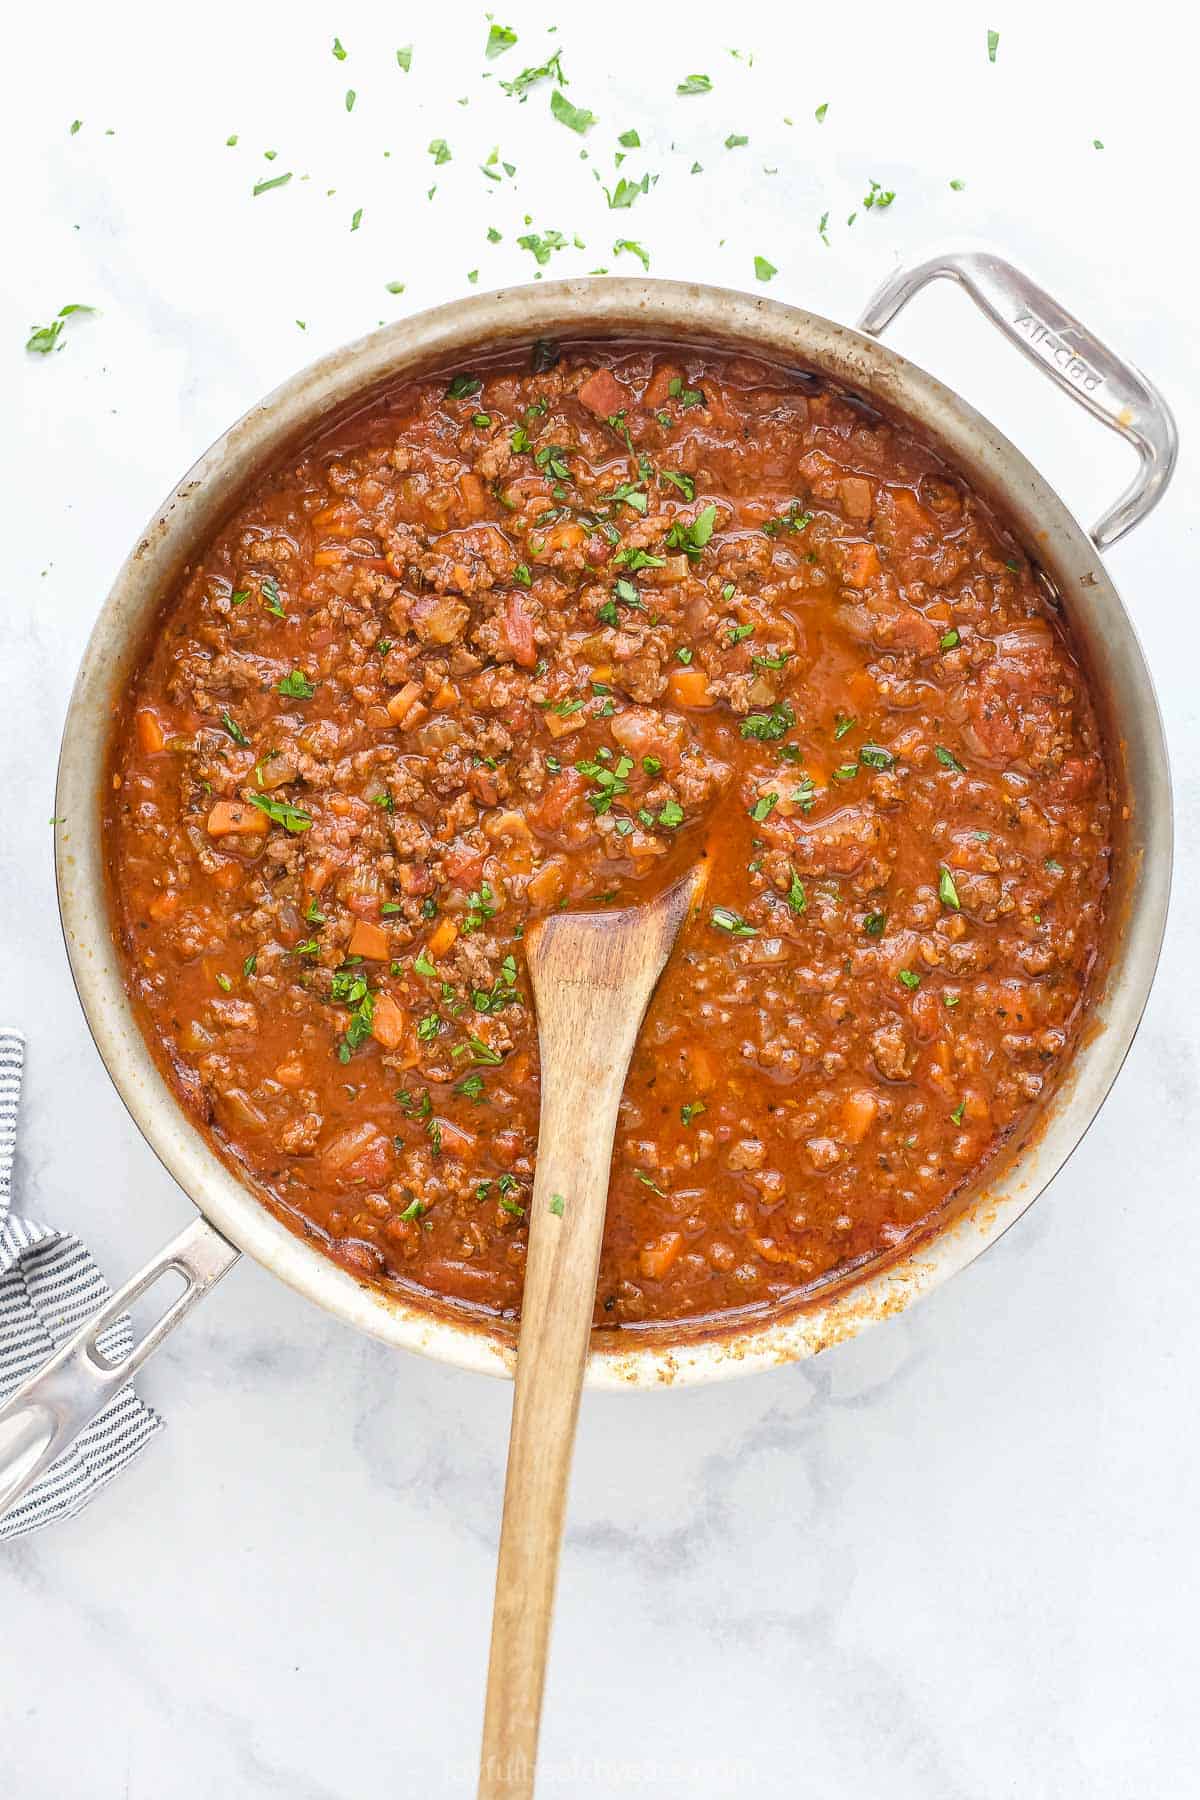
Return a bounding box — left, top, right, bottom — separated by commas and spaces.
633, 1169, 665, 1194
950, 1099, 967, 1125
518, 227, 568, 266
763, 501, 813, 537
862, 911, 887, 937
618, 128, 640, 147
834, 714, 857, 740
725, 133, 748, 149
786, 869, 807, 915
659, 469, 695, 501
456, 1072, 486, 1101
863, 179, 896, 210
413, 949, 437, 979
676, 73, 712, 95
500, 49, 565, 99
276, 670, 315, 699
548, 1193, 565, 1216
221, 711, 249, 746
611, 546, 665, 572
534, 443, 572, 480
987, 28, 999, 62
605, 173, 651, 209
711, 906, 756, 937
252, 172, 292, 196
550, 89, 596, 134
463, 882, 497, 933
681, 1101, 706, 1126
859, 744, 894, 770
261, 577, 285, 617
658, 799, 685, 828
329, 971, 374, 1062
428, 138, 452, 165
815, 102, 828, 122
613, 238, 650, 270
935, 745, 966, 773
447, 372, 482, 399
938, 867, 961, 910
486, 22, 517, 56
898, 969, 921, 990
396, 45, 412, 72
749, 794, 778, 823
243, 953, 257, 977
576, 751, 634, 814
754, 255, 777, 282
939, 628, 960, 650
25, 303, 97, 355
740, 701, 795, 742
665, 502, 718, 560
667, 376, 705, 408
246, 792, 312, 833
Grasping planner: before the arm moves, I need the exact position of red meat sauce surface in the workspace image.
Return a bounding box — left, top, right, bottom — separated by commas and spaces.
106, 341, 1111, 1337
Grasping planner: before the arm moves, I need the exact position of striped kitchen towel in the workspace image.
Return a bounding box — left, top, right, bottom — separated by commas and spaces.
0, 1029, 161, 1540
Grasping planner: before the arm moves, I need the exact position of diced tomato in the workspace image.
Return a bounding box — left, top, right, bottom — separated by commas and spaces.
576, 367, 628, 417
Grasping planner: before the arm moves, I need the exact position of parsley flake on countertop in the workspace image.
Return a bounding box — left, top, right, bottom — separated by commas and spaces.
550, 89, 596, 133
428, 138, 452, 164
754, 255, 777, 282
253, 172, 292, 196
676, 73, 712, 95
25, 303, 96, 355
486, 22, 517, 57
987, 28, 1000, 61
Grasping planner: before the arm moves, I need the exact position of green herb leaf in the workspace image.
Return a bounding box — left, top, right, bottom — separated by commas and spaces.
681, 1101, 705, 1126
548, 1193, 565, 1216
246, 792, 312, 834
859, 743, 894, 770
786, 869, 807, 915
486, 22, 517, 56
221, 711, 249, 746
863, 910, 887, 937
252, 172, 292, 196
428, 138, 452, 165
725, 133, 748, 149
950, 1099, 967, 1125
740, 702, 795, 743
396, 45, 412, 72
753, 255, 777, 282
447, 372, 483, 399
711, 906, 757, 938
276, 670, 316, 699
676, 73, 712, 95
332, 36, 347, 60
938, 866, 961, 910
898, 969, 921, 990
940, 628, 960, 650
658, 799, 685, 828
550, 89, 596, 133
613, 237, 650, 270
815, 102, 828, 122
987, 28, 999, 62
935, 745, 965, 773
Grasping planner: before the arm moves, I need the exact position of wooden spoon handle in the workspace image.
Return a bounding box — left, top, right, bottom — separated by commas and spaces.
478, 876, 699, 1798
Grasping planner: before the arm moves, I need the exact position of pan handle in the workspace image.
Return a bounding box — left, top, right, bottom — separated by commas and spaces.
857, 247, 1178, 551
0, 1215, 240, 1525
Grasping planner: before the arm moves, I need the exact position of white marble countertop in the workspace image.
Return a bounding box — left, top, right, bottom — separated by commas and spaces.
3, 3, 1198, 1794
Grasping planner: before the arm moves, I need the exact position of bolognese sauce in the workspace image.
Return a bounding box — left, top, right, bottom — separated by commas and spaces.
106, 342, 1111, 1331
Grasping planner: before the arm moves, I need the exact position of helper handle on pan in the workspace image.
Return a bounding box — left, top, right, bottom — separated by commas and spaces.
857, 248, 1178, 551
0, 1215, 239, 1525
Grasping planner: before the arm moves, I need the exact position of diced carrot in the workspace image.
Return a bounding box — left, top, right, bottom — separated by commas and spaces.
541, 520, 587, 552
135, 709, 166, 754
370, 994, 408, 1051
312, 549, 344, 568
839, 1089, 879, 1145
638, 1233, 684, 1281
347, 919, 390, 961
386, 681, 424, 726
426, 917, 459, 959
841, 542, 881, 588
576, 367, 628, 418
689, 1045, 717, 1093
147, 890, 179, 920
206, 800, 270, 838
891, 487, 934, 535
667, 667, 712, 708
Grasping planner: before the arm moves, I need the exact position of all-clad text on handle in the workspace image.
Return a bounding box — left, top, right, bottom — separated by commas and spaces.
858, 247, 1177, 551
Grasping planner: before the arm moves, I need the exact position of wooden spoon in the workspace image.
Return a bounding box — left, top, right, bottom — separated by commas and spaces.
478, 868, 705, 1799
